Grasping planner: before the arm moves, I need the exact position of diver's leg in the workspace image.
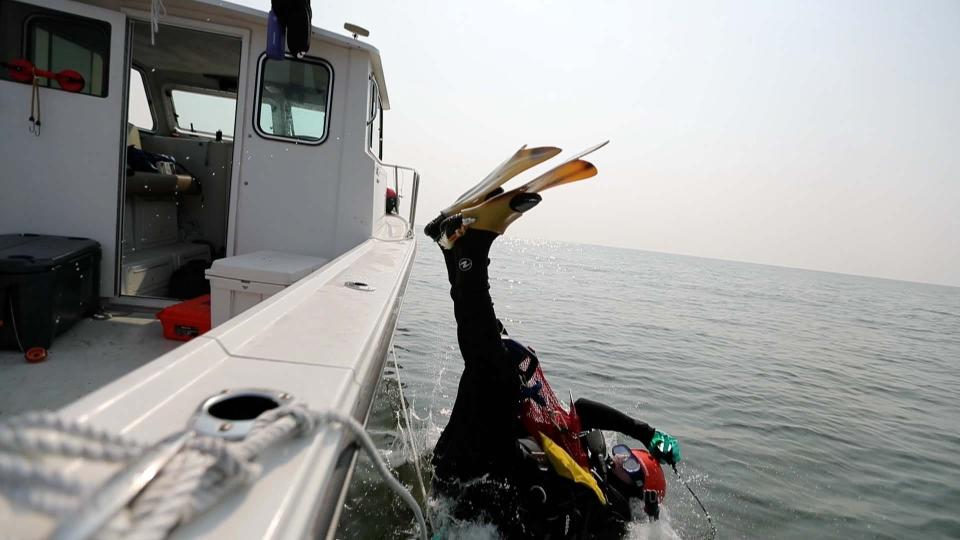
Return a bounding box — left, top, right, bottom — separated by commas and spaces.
432, 230, 521, 525
446, 231, 505, 365
575, 397, 656, 447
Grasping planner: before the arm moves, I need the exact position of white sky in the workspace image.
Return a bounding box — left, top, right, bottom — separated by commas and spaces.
238, 0, 960, 287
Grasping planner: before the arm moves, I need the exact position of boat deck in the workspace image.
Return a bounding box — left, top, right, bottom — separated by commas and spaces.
0, 228, 417, 538
0, 313, 179, 418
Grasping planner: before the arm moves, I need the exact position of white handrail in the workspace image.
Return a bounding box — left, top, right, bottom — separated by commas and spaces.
376, 158, 421, 230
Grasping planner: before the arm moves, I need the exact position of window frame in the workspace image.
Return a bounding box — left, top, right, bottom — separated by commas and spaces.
253, 52, 334, 146
16, 8, 111, 98
127, 64, 156, 133
366, 74, 381, 152
164, 84, 237, 140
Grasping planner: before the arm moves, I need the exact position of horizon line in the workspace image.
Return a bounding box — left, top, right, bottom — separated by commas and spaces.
497, 234, 960, 290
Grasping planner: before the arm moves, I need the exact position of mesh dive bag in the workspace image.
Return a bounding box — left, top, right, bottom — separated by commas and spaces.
519, 360, 589, 467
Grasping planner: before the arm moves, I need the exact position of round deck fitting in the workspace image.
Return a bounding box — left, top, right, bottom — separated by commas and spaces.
193, 388, 293, 440
344, 281, 375, 292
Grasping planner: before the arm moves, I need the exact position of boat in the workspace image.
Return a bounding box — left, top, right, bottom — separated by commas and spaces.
0, 0, 420, 536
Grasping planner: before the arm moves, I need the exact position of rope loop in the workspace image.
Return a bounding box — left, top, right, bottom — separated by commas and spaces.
0, 402, 428, 540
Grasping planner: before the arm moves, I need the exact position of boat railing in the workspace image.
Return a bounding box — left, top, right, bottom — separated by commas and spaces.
377, 160, 421, 235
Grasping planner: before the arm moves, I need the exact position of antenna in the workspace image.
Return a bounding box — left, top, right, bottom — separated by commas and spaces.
343, 23, 369, 39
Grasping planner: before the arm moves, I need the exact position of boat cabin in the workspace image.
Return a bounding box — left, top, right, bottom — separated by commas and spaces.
0, 0, 406, 304
0, 0, 419, 537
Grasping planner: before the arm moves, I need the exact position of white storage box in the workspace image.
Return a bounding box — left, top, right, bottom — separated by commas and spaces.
205, 251, 328, 327
121, 248, 173, 297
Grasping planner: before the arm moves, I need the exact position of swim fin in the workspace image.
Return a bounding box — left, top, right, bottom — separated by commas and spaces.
431, 141, 608, 245
425, 145, 560, 241
458, 159, 597, 235
443, 145, 562, 216
435, 193, 543, 249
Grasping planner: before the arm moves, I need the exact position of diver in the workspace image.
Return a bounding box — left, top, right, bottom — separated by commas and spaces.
424, 144, 682, 538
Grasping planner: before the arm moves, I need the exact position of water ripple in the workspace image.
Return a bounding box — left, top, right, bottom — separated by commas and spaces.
339, 240, 960, 540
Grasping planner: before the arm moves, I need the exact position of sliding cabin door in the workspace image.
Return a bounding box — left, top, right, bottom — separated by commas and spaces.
119, 19, 247, 300
0, 0, 127, 295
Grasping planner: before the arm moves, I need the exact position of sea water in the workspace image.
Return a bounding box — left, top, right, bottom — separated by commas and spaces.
337, 239, 960, 539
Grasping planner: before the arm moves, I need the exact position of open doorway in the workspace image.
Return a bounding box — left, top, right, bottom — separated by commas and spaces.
120, 21, 241, 299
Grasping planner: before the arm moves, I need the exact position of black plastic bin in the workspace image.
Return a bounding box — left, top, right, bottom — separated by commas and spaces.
0, 234, 101, 352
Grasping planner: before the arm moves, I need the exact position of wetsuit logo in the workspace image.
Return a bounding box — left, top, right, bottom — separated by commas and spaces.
458, 258, 473, 271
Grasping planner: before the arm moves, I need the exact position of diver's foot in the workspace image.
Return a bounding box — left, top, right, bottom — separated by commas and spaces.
437, 191, 540, 247
423, 213, 445, 242
426, 188, 505, 243
459, 191, 543, 235
438, 214, 474, 249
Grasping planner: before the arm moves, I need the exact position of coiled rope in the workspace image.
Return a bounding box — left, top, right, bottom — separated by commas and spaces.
0, 405, 427, 540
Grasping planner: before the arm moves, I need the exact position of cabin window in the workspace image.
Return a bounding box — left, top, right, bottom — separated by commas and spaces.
0, 0, 110, 97
169, 88, 236, 138
128, 68, 154, 131
255, 55, 333, 144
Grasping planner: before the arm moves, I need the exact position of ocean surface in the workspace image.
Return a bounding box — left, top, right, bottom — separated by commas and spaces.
336, 239, 960, 539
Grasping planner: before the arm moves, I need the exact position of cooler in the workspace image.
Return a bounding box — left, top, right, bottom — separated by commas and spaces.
205, 251, 328, 327
0, 234, 101, 351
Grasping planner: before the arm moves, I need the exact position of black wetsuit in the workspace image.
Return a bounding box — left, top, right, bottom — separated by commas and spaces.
432, 230, 659, 537
432, 231, 521, 507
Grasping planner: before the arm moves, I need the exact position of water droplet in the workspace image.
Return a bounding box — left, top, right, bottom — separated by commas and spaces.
211, 172, 216, 176
185, 156, 190, 160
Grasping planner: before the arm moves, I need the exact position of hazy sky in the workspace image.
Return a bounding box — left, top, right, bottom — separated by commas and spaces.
238, 0, 959, 287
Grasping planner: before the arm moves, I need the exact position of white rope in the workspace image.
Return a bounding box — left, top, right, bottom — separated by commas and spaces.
390, 347, 431, 515
319, 410, 429, 540
149, 0, 166, 46
0, 405, 428, 540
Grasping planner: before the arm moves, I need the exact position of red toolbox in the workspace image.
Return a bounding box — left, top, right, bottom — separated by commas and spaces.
156, 294, 211, 341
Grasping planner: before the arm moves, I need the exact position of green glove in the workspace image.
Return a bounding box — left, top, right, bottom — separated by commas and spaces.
648, 430, 681, 465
